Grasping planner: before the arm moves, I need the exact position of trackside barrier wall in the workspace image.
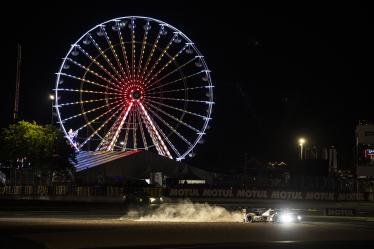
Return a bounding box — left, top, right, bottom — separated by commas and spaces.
1, 186, 374, 201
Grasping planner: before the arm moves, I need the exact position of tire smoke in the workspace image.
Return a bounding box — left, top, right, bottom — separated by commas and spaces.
129, 200, 242, 222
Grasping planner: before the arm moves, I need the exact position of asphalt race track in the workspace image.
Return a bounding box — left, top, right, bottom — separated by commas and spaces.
1, 209, 374, 249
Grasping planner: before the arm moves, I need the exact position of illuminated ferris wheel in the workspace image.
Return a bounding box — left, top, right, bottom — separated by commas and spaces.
54, 16, 214, 161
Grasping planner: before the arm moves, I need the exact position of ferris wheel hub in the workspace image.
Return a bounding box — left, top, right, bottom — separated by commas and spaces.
124, 84, 144, 103
132, 90, 141, 100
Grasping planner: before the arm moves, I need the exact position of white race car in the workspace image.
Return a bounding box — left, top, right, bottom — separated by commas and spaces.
242, 208, 302, 223
242, 208, 275, 223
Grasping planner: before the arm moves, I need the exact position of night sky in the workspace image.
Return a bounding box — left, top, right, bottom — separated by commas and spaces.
1, 1, 372, 172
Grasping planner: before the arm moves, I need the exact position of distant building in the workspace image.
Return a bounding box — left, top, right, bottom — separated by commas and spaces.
0, 170, 6, 185
328, 146, 338, 173
290, 159, 329, 177
355, 120, 374, 177
303, 145, 337, 174
74, 150, 213, 185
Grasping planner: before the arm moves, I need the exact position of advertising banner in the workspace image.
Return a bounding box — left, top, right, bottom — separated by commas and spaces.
168, 188, 373, 201
325, 208, 356, 216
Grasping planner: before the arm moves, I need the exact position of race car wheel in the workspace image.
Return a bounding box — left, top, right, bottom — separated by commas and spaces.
246, 215, 253, 223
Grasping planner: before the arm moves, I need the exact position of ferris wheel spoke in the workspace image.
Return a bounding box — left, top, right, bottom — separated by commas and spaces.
143, 101, 200, 133
58, 72, 122, 94
139, 25, 163, 80
65, 58, 123, 92
75, 100, 123, 133
147, 95, 213, 104
145, 110, 182, 158
132, 106, 138, 150
122, 108, 134, 151
134, 104, 148, 150
60, 98, 122, 122
121, 107, 132, 151
130, 19, 137, 79
78, 112, 122, 150
145, 98, 208, 119
144, 43, 188, 86
142, 33, 178, 83
146, 71, 204, 92
108, 104, 133, 153
77, 102, 124, 149
76, 45, 123, 87
145, 57, 197, 90
101, 25, 130, 81
54, 88, 121, 96
116, 23, 132, 79
59, 96, 120, 107
136, 20, 150, 79
145, 85, 209, 95
142, 102, 192, 147
87, 33, 126, 83
139, 102, 172, 159
96, 103, 133, 151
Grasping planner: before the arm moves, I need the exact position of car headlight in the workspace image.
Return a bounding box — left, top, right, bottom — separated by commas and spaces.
280, 213, 294, 223
297, 215, 302, 220
149, 197, 156, 203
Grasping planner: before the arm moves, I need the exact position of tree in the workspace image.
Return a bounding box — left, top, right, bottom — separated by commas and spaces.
0, 121, 76, 180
